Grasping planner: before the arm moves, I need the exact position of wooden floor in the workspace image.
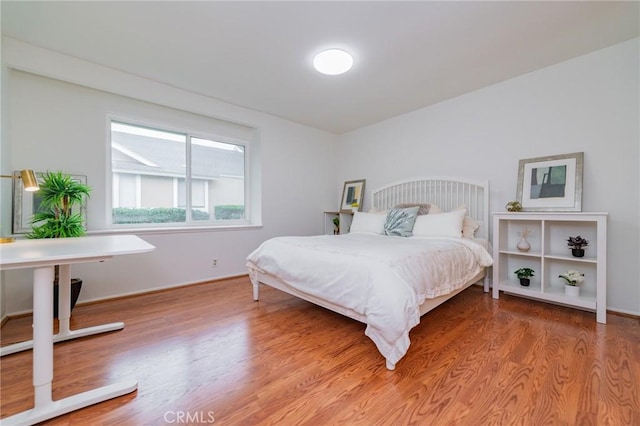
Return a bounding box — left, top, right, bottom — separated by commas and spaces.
1, 276, 639, 425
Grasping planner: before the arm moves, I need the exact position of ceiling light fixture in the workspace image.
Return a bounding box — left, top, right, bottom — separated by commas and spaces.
313, 49, 353, 75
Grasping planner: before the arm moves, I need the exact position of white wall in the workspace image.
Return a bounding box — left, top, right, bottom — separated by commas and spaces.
1, 38, 338, 314
0, 28, 7, 319
2, 37, 638, 317
337, 38, 640, 315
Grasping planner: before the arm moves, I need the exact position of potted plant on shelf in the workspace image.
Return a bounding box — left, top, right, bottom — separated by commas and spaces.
27, 171, 91, 317
514, 267, 535, 287
567, 235, 589, 258
559, 270, 585, 297
332, 217, 340, 235
505, 201, 522, 212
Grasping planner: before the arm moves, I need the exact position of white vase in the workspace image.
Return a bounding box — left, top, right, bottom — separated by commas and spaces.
564, 285, 580, 297
516, 236, 531, 252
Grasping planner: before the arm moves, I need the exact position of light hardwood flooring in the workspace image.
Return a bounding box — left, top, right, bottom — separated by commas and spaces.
1, 276, 639, 425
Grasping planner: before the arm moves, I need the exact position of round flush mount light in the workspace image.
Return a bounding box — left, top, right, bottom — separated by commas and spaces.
313, 49, 353, 75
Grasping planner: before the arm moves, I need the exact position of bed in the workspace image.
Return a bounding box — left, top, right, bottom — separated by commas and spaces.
246, 177, 493, 370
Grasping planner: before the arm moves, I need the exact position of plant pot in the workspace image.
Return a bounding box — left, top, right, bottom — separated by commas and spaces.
571, 248, 585, 258
53, 278, 83, 318
519, 278, 530, 287
564, 284, 580, 297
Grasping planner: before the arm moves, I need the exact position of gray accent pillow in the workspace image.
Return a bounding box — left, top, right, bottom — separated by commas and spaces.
393, 203, 434, 215
383, 206, 420, 237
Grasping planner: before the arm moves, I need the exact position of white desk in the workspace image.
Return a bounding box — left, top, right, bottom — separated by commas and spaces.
0, 235, 155, 426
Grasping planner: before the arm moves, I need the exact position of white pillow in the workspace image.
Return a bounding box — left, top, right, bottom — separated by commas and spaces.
349, 211, 386, 234
453, 205, 480, 238
462, 216, 480, 238
412, 209, 466, 238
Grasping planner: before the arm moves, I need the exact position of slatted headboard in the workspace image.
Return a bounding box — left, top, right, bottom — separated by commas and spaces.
372, 177, 490, 240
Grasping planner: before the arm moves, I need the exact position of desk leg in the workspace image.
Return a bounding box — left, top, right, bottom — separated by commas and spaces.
55, 264, 126, 340
1, 266, 137, 426
1, 265, 125, 357
33, 266, 55, 407
57, 264, 72, 334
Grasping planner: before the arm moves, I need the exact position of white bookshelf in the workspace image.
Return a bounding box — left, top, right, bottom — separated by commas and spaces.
492, 212, 607, 323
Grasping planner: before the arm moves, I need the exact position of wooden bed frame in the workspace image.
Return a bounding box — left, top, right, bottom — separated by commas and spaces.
250, 176, 490, 369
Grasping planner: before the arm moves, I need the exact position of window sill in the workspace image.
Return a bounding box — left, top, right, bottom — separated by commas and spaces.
87, 223, 263, 236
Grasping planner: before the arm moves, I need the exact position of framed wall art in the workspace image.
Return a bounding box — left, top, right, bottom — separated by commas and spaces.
12, 171, 88, 234
516, 152, 583, 212
340, 179, 366, 212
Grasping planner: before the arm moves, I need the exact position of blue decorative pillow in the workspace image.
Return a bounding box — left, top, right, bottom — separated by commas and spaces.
383, 206, 420, 237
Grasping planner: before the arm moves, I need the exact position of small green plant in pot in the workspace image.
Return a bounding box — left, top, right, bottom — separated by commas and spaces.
27, 171, 92, 317
559, 269, 585, 297
514, 267, 535, 287
559, 270, 584, 286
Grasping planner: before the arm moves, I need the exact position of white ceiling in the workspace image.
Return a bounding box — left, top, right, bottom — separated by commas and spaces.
2, 1, 638, 134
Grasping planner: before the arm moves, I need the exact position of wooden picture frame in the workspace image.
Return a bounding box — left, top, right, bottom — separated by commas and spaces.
12, 171, 88, 234
340, 179, 366, 213
516, 152, 583, 212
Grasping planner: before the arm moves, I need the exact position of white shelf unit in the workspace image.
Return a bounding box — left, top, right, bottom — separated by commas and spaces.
323, 211, 354, 235
492, 212, 607, 323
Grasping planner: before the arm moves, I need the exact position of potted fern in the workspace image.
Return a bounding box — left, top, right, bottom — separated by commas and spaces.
27, 171, 91, 317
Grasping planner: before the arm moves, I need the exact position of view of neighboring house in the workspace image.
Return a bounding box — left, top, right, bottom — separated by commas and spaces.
111, 122, 245, 223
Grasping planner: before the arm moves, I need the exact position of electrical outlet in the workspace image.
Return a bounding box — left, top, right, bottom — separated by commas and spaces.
212, 259, 218, 268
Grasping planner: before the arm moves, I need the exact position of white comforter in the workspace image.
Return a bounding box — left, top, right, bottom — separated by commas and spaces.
246, 233, 493, 368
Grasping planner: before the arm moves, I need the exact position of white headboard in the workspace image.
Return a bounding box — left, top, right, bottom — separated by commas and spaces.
372, 177, 490, 239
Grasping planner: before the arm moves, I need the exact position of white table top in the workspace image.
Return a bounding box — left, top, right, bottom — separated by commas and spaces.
0, 235, 155, 270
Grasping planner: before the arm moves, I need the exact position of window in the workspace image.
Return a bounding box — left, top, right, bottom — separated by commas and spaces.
111, 121, 246, 226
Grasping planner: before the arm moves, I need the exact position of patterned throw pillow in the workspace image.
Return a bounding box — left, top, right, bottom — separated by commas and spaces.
393, 203, 434, 215
383, 206, 420, 237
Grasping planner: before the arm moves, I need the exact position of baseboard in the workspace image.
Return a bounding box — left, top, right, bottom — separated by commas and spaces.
4, 274, 638, 321
606, 307, 640, 319
3, 273, 249, 320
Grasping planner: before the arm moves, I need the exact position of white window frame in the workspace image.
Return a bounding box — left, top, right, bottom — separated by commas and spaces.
107, 116, 250, 230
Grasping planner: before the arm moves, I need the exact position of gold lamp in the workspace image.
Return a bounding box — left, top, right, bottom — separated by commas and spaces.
1, 169, 40, 192
1, 169, 40, 243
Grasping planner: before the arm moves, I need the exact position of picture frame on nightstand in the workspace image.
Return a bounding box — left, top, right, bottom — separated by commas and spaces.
340, 179, 366, 213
